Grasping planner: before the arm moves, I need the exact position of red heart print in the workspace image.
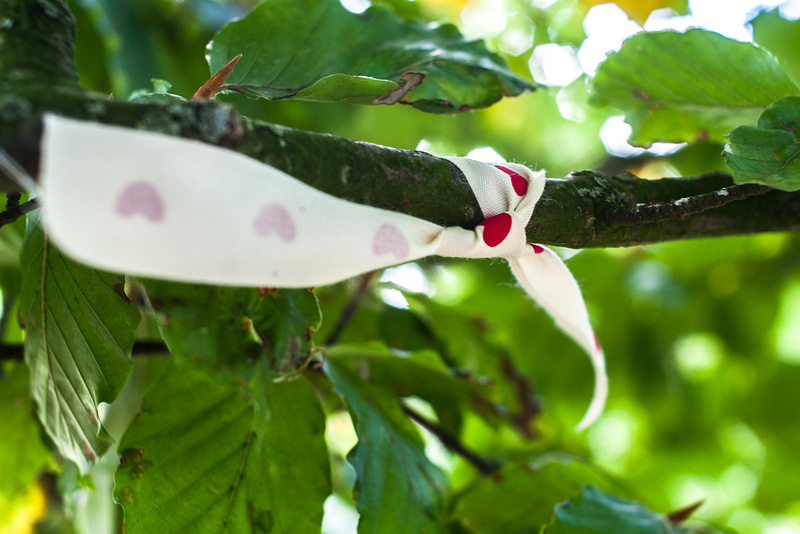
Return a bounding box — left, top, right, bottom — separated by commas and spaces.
531, 244, 544, 254
479, 213, 512, 247
116, 181, 165, 222
372, 223, 410, 260
496, 165, 528, 196
254, 203, 297, 242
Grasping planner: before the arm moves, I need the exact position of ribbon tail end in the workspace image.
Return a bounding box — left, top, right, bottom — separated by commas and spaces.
574, 345, 608, 432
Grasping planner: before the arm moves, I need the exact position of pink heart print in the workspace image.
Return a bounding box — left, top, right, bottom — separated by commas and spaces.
254, 203, 297, 242
372, 223, 410, 260
116, 180, 165, 222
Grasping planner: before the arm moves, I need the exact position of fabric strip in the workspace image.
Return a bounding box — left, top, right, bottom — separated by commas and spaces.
38, 114, 607, 430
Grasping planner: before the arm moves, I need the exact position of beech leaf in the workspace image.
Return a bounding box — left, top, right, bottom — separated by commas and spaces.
590, 29, 799, 146
207, 0, 536, 113
18, 213, 140, 472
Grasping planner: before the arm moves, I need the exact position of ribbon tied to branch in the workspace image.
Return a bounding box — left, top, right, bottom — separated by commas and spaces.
37, 114, 607, 430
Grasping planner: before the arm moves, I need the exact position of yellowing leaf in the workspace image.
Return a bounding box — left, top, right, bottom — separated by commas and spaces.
0, 483, 46, 534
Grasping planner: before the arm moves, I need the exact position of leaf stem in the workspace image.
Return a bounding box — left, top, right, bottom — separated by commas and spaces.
324, 271, 378, 346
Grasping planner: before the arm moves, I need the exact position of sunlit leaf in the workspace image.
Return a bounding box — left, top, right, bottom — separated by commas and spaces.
724, 96, 800, 191
207, 0, 536, 113
115, 361, 329, 533
752, 9, 800, 87
18, 214, 140, 472
545, 486, 693, 533
325, 352, 449, 533
590, 29, 799, 146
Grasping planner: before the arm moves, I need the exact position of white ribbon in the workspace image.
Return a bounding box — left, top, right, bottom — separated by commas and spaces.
38, 114, 607, 430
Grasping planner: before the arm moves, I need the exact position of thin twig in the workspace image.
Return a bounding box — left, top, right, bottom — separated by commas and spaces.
129, 340, 171, 355
401, 402, 502, 475
0, 340, 170, 362
324, 271, 378, 346
498, 356, 541, 438
0, 198, 38, 229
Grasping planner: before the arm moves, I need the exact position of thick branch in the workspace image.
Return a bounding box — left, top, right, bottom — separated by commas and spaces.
2, 93, 798, 247
0, 0, 79, 90
0, 0, 797, 248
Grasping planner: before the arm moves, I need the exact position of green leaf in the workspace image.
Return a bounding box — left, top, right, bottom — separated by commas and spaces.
752, 9, 800, 87
207, 0, 536, 113
325, 353, 449, 534
590, 29, 799, 146
115, 361, 330, 533
724, 96, 800, 191
327, 344, 502, 434
452, 453, 611, 533
545, 486, 691, 534
129, 79, 188, 103
293, 73, 403, 104
18, 213, 140, 472
403, 294, 542, 437
142, 280, 321, 373
0, 364, 52, 498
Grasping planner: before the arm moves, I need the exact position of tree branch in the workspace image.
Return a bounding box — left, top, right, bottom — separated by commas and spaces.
0, 0, 79, 90
0, 0, 797, 249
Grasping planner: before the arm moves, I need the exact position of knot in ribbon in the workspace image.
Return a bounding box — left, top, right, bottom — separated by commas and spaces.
38, 115, 607, 430
435, 158, 543, 261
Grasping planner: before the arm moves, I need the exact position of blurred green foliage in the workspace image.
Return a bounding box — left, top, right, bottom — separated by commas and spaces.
2, 1, 799, 533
